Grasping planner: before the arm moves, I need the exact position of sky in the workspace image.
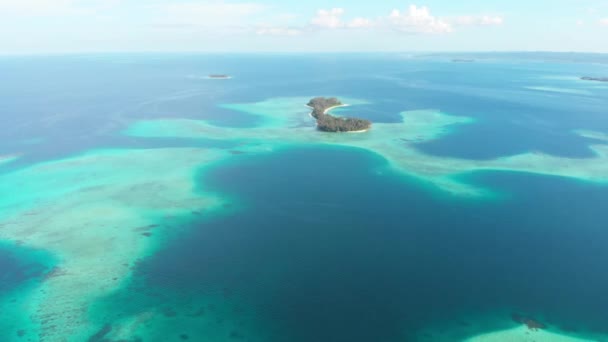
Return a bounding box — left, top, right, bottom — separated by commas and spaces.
0, 0, 607, 54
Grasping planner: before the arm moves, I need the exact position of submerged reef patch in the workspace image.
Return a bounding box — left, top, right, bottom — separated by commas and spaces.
511, 313, 547, 331
0, 148, 229, 340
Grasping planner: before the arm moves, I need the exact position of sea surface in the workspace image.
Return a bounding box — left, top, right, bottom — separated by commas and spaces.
1, 53, 608, 341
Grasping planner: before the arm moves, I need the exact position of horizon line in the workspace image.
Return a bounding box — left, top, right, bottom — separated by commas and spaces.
2, 50, 608, 58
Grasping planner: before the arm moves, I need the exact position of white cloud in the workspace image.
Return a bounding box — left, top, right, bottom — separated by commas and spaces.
454, 15, 504, 26
308, 5, 449, 33
262, 8, 373, 34
309, 8, 373, 30
386, 5, 452, 33
601, 18, 608, 26
311, 8, 345, 29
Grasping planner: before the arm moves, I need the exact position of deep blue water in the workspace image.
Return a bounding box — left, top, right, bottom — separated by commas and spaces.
0, 241, 54, 301
2, 53, 608, 340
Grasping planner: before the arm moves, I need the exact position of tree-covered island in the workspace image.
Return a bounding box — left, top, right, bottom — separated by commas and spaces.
307, 97, 372, 132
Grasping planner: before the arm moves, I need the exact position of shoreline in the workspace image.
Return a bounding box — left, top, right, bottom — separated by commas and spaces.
346, 128, 370, 133
305, 103, 350, 119
322, 103, 350, 115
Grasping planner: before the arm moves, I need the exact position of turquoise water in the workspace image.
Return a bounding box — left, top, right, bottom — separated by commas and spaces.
1, 53, 608, 341
104, 147, 608, 341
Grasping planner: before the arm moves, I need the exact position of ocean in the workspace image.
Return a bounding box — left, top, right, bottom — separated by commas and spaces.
1, 53, 608, 341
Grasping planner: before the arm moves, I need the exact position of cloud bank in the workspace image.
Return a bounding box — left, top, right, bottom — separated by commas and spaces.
0, 1, 523, 54
258, 5, 503, 36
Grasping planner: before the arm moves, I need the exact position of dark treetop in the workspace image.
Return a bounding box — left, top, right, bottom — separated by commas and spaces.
581, 76, 608, 82
307, 97, 372, 133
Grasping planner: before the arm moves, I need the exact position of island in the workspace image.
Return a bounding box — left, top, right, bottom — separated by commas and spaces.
452, 59, 475, 63
208, 74, 231, 79
307, 97, 372, 133
581, 76, 608, 82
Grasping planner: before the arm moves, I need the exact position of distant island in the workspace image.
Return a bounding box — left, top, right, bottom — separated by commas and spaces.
208, 74, 231, 79
452, 59, 475, 63
307, 97, 371, 133
581, 76, 608, 82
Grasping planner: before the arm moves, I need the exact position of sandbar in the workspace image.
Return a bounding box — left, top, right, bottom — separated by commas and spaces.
0, 155, 18, 166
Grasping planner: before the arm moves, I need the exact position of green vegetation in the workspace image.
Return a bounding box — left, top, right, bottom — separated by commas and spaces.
307, 97, 371, 132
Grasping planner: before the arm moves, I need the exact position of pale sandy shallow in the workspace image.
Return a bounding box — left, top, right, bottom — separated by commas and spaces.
576, 129, 608, 142
0, 148, 232, 340
409, 310, 608, 342
0, 155, 18, 165
186, 75, 233, 80
205, 76, 233, 80
465, 326, 599, 342
524, 86, 591, 95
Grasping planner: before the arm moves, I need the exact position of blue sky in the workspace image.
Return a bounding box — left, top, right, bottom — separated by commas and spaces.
1, 0, 607, 54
